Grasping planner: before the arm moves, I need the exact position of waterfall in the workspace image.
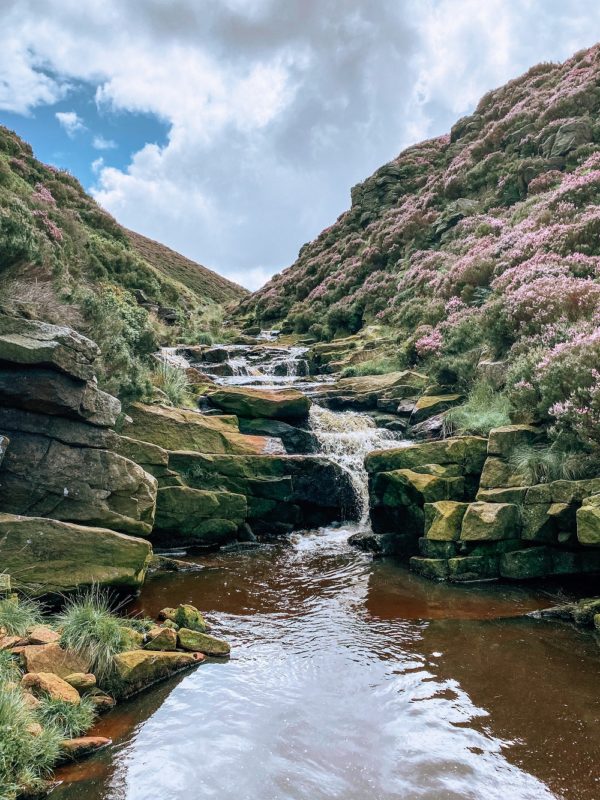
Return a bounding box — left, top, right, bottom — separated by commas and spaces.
309, 405, 408, 526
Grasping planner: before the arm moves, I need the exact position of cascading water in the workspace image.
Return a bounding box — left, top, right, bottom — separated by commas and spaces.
309, 404, 408, 525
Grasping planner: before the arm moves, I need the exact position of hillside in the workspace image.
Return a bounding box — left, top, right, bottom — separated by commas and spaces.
126, 228, 246, 304
236, 43, 600, 459
0, 125, 245, 398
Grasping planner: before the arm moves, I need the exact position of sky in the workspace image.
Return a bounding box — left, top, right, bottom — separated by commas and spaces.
1, 1, 600, 290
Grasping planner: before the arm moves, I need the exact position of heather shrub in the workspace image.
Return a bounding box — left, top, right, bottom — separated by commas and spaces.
0, 197, 39, 267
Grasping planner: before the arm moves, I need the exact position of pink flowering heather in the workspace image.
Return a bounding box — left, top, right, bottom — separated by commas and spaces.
32, 182, 56, 205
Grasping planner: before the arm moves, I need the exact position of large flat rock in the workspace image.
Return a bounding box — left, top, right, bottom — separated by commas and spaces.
125, 403, 284, 455
0, 513, 152, 593
0, 431, 157, 535
207, 386, 311, 421
0, 313, 99, 381
0, 367, 120, 427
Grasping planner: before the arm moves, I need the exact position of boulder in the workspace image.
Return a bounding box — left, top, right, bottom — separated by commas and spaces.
487, 425, 544, 459
19, 643, 90, 677
174, 604, 209, 632
21, 672, 81, 704
424, 501, 469, 540
144, 626, 177, 651
411, 394, 463, 424
177, 628, 230, 656
238, 418, 317, 453
154, 486, 246, 545
0, 514, 152, 594
460, 502, 519, 541
0, 433, 157, 536
64, 673, 96, 692
577, 494, 600, 546
479, 457, 528, 489
207, 386, 311, 421
0, 367, 121, 427
112, 649, 202, 698
499, 547, 552, 579
124, 403, 284, 455
61, 737, 111, 759
476, 360, 507, 390
0, 314, 99, 381
520, 504, 556, 543
409, 557, 449, 581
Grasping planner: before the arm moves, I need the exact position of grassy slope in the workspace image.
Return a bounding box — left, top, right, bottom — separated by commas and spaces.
0, 125, 245, 398
236, 44, 600, 452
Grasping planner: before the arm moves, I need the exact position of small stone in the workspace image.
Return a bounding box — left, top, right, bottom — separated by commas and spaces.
61, 736, 111, 759
144, 626, 177, 651
157, 607, 177, 622
174, 604, 210, 633
64, 673, 97, 692
88, 691, 116, 711
22, 672, 81, 704
177, 628, 230, 656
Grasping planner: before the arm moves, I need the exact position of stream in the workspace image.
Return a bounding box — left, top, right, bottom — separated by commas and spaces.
54, 340, 600, 800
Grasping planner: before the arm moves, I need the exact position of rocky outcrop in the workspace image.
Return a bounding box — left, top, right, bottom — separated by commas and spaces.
0, 514, 151, 594
124, 402, 285, 455
207, 386, 311, 421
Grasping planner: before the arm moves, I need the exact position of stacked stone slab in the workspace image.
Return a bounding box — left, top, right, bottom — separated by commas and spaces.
409, 425, 600, 581
364, 436, 488, 556
0, 314, 153, 592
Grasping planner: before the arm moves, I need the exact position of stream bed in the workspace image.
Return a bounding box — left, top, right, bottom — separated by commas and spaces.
54, 340, 600, 800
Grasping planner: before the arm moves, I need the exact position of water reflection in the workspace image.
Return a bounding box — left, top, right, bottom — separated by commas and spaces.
54, 526, 599, 800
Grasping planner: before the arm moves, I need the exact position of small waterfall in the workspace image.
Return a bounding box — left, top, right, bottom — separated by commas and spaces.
309, 405, 408, 525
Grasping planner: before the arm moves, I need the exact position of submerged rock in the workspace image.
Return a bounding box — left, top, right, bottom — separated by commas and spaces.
60, 736, 111, 760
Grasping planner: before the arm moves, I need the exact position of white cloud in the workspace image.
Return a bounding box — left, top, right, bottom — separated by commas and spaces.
92, 135, 117, 150
55, 110, 85, 137
1, 1, 600, 288
91, 156, 104, 174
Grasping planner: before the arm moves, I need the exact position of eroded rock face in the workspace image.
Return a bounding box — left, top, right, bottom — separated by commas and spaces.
0, 433, 157, 535
0, 313, 99, 381
0, 514, 151, 593
207, 386, 311, 421
124, 403, 285, 455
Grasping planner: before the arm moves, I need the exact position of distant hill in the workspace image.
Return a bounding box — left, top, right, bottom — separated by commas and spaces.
0, 124, 246, 397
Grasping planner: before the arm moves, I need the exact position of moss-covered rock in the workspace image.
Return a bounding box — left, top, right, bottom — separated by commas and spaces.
21, 672, 81, 704
423, 501, 469, 540
411, 394, 463, 423
125, 403, 284, 455
576, 494, 600, 546
487, 425, 544, 459
409, 557, 449, 581
479, 457, 529, 489
499, 547, 552, 579
144, 627, 177, 652
173, 604, 209, 633
177, 628, 231, 656
112, 649, 202, 698
0, 514, 151, 594
448, 554, 499, 581
154, 486, 246, 545
207, 386, 311, 421
418, 538, 458, 558
460, 502, 519, 541
366, 436, 487, 475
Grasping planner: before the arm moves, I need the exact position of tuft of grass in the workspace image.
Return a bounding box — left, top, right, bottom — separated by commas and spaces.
0, 685, 62, 795
509, 442, 585, 484
0, 596, 42, 637
37, 696, 97, 739
444, 381, 511, 436
0, 650, 21, 686
196, 331, 214, 345
341, 356, 399, 378
55, 589, 127, 684
151, 360, 192, 407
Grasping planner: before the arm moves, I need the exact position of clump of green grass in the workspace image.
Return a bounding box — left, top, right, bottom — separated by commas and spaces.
0, 596, 42, 637
56, 589, 127, 684
509, 442, 585, 484
151, 360, 192, 407
37, 696, 97, 739
444, 381, 511, 436
0, 686, 62, 796
0, 650, 21, 686
196, 331, 214, 345
340, 356, 399, 378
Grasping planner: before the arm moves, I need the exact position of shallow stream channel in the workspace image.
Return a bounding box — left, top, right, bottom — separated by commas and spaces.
54, 341, 600, 800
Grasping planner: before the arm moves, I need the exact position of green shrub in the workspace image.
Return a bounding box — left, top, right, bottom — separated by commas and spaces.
196, 331, 214, 345
444, 382, 511, 436
0, 197, 39, 268
0, 597, 42, 636
37, 696, 96, 739
56, 589, 127, 684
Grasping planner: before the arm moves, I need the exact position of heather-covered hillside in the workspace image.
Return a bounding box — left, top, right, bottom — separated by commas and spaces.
237, 44, 600, 458
0, 125, 246, 398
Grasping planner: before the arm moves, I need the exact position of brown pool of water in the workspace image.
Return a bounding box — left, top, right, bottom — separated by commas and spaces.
53, 526, 600, 800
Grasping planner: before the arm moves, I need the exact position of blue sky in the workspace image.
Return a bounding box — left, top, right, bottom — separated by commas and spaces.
1, 1, 600, 289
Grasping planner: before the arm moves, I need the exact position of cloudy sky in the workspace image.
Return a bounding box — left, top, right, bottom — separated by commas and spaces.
1, 1, 600, 289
